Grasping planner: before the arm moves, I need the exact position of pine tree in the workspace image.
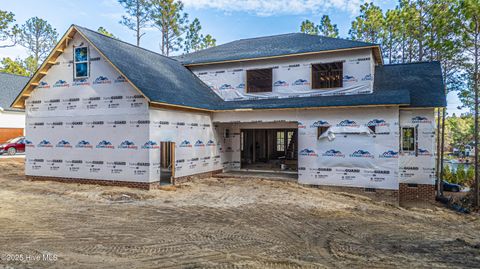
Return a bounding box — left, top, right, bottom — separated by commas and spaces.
0, 10, 19, 48
318, 15, 339, 38
118, 0, 151, 46
150, 0, 188, 56
18, 17, 58, 71
300, 20, 318, 35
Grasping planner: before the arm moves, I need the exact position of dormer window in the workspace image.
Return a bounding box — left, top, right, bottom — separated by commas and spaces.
246, 68, 272, 93
312, 62, 343, 89
74, 47, 89, 79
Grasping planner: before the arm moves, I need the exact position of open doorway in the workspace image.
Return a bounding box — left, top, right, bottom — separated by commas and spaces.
241, 129, 297, 171
160, 141, 175, 185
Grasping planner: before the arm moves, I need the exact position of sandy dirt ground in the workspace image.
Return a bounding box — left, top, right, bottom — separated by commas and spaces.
0, 158, 479, 268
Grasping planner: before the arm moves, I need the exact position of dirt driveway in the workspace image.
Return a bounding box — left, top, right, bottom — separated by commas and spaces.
0, 158, 479, 268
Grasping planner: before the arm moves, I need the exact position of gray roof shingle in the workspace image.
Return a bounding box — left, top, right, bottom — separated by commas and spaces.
76, 25, 224, 110
70, 26, 445, 111
174, 33, 378, 65
373, 61, 446, 107
0, 72, 29, 111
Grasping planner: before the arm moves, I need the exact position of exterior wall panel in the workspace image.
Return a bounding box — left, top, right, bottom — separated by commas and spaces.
24, 33, 151, 183
190, 49, 374, 101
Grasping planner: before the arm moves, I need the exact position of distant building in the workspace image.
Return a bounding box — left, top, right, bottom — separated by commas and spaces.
0, 73, 28, 142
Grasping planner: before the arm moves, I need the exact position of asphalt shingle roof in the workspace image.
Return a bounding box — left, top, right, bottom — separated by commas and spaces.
374, 61, 446, 108
0, 73, 29, 111
74, 26, 445, 111
175, 33, 378, 65
76, 25, 224, 110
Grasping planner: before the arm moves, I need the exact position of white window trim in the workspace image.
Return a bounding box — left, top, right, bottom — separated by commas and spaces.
73, 46, 89, 80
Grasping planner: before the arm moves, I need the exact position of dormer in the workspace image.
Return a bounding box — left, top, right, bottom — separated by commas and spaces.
175, 33, 382, 102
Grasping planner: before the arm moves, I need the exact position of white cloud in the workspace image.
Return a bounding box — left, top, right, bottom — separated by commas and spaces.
182, 0, 366, 16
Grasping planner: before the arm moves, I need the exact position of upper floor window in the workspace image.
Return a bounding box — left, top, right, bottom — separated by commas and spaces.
246, 68, 272, 93
312, 62, 343, 89
74, 47, 89, 79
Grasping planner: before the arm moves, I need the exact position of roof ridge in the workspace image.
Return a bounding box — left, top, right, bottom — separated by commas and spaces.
382, 61, 440, 67
73, 24, 178, 63
0, 72, 29, 78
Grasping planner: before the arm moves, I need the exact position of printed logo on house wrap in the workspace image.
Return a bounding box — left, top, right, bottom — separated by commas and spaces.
362, 74, 372, 81
297, 121, 306, 129
337, 120, 359, 127
236, 83, 245, 89
411, 116, 432, 123
367, 119, 389, 127
350, 150, 374, 158
219, 84, 234, 90
274, 80, 289, 87
418, 148, 433, 156
299, 148, 318, 157
206, 140, 216, 146
53, 79, 69, 88
292, 79, 310, 86
310, 120, 330, 128
118, 140, 138, 149
37, 81, 50, 89
76, 140, 93, 149
343, 75, 357, 82
56, 140, 73, 148
142, 141, 160, 149
96, 140, 114, 149
72, 78, 90, 86
379, 150, 399, 158
194, 140, 205, 147
25, 139, 34, 148
38, 140, 53, 148
180, 140, 192, 147
114, 75, 127, 83
322, 149, 345, 157
93, 76, 112, 84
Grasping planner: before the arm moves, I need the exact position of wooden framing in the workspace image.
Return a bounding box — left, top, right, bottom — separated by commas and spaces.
246, 68, 273, 93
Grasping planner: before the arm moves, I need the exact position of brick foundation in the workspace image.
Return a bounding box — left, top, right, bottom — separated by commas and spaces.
399, 183, 435, 207
26, 170, 224, 190
306, 184, 399, 205
26, 175, 159, 190
173, 169, 223, 185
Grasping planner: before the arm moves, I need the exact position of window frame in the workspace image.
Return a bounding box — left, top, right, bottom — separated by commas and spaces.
311, 61, 343, 90
276, 131, 285, 152
401, 127, 416, 152
246, 68, 273, 93
73, 46, 90, 80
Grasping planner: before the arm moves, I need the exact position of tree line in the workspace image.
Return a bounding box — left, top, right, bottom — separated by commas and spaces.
0, 0, 216, 76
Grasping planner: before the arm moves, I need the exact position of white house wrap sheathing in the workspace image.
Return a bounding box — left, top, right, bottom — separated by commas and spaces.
399, 109, 436, 185
190, 50, 374, 101
22, 31, 437, 190
148, 109, 223, 179
213, 107, 399, 190
24, 33, 225, 183
24, 34, 152, 183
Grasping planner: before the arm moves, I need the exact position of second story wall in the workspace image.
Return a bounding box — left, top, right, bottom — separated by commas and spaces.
189, 48, 375, 101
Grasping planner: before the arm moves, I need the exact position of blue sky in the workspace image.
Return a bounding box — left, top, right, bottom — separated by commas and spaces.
0, 0, 464, 114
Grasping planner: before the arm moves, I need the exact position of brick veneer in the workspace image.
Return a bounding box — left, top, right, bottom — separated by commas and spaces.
305, 184, 399, 205
399, 183, 435, 206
